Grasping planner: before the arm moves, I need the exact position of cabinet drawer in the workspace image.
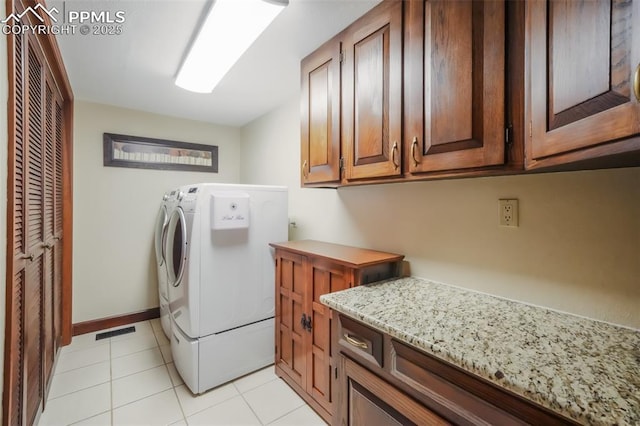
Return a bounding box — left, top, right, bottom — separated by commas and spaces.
344, 356, 449, 425
338, 314, 383, 368
390, 340, 573, 425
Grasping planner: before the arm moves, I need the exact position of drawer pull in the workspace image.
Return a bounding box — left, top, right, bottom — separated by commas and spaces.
344, 334, 368, 350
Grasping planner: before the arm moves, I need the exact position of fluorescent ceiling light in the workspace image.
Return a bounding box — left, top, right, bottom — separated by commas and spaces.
176, 0, 288, 93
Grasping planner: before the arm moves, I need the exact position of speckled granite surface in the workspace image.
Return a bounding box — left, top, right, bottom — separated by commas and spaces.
320, 277, 640, 425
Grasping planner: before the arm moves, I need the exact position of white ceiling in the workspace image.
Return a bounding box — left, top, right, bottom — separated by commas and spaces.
50, 0, 381, 127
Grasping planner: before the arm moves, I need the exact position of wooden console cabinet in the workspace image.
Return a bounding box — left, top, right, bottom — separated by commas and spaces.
270, 240, 403, 423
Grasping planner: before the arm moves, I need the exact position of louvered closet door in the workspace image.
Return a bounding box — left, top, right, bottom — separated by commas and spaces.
53, 99, 64, 359
42, 73, 64, 398
7, 28, 65, 426
25, 32, 46, 426
6, 0, 71, 424
8, 22, 27, 426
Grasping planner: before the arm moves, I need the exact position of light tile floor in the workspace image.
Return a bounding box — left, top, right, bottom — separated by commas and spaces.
38, 319, 327, 426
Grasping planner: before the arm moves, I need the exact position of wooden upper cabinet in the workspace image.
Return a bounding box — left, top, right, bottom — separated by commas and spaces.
342, 0, 403, 181
405, 0, 506, 174
527, 0, 640, 163
301, 38, 341, 185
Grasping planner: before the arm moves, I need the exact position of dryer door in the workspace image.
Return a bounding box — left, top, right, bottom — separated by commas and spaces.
154, 205, 168, 266
166, 207, 187, 288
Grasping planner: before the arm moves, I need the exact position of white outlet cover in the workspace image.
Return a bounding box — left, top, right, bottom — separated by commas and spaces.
499, 199, 519, 227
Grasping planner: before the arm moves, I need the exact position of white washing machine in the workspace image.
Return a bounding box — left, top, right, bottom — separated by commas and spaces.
153, 189, 178, 338
165, 183, 287, 394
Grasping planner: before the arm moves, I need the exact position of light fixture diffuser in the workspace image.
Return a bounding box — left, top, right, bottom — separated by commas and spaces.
176, 0, 288, 93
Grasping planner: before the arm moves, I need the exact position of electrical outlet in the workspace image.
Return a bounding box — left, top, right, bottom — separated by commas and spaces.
499, 199, 518, 227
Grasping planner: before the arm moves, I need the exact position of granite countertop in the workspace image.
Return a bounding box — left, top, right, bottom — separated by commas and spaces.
320, 277, 640, 425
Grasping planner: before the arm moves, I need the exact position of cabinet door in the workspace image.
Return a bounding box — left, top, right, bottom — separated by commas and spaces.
405, 0, 505, 174
342, 1, 403, 181
301, 38, 341, 185
528, 0, 640, 161
275, 251, 307, 388
343, 357, 449, 425
306, 259, 351, 413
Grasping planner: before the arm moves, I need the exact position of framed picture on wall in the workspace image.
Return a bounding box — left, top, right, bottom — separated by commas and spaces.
103, 133, 219, 173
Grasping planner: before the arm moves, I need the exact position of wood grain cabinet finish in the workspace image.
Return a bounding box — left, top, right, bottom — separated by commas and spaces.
300, 0, 640, 187
4, 0, 73, 424
343, 357, 449, 426
334, 314, 578, 426
342, 0, 404, 181
405, 0, 506, 174
526, 0, 640, 167
271, 240, 403, 423
301, 38, 342, 185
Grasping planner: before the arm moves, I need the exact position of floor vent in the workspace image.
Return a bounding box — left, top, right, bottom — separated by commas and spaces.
95, 326, 136, 340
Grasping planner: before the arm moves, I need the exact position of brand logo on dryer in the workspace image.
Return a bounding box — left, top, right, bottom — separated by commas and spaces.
222, 214, 246, 221
222, 202, 245, 221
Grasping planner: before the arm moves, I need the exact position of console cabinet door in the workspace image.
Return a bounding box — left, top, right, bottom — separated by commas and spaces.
301, 38, 342, 185
342, 0, 403, 181
405, 0, 506, 174
528, 0, 640, 161
306, 258, 350, 413
275, 251, 307, 389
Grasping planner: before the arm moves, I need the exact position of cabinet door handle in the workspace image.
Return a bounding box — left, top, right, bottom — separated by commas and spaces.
634, 63, 640, 102
300, 314, 312, 332
344, 334, 368, 350
302, 160, 308, 179
20, 253, 34, 262
391, 141, 399, 170
411, 136, 420, 167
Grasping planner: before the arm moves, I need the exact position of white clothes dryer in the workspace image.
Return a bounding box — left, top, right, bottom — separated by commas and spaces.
165, 183, 287, 394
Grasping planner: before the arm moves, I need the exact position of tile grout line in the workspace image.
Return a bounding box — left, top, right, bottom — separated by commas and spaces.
46, 331, 113, 425
171, 380, 189, 424
154, 320, 189, 424
46, 349, 111, 400
178, 385, 241, 420
110, 333, 114, 426
237, 376, 301, 426
51, 322, 323, 425
237, 390, 265, 425
51, 360, 108, 378
42, 323, 170, 425
112, 387, 175, 413
110, 321, 174, 414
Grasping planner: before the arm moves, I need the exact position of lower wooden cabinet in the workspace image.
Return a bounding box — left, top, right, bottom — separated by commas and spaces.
333, 313, 577, 426
270, 240, 404, 423
343, 357, 448, 425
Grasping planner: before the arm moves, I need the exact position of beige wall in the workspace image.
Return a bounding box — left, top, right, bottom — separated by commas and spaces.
241, 97, 640, 329
1, 27, 8, 422
73, 101, 241, 323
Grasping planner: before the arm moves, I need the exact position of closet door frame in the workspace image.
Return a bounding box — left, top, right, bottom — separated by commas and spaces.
3, 0, 74, 424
